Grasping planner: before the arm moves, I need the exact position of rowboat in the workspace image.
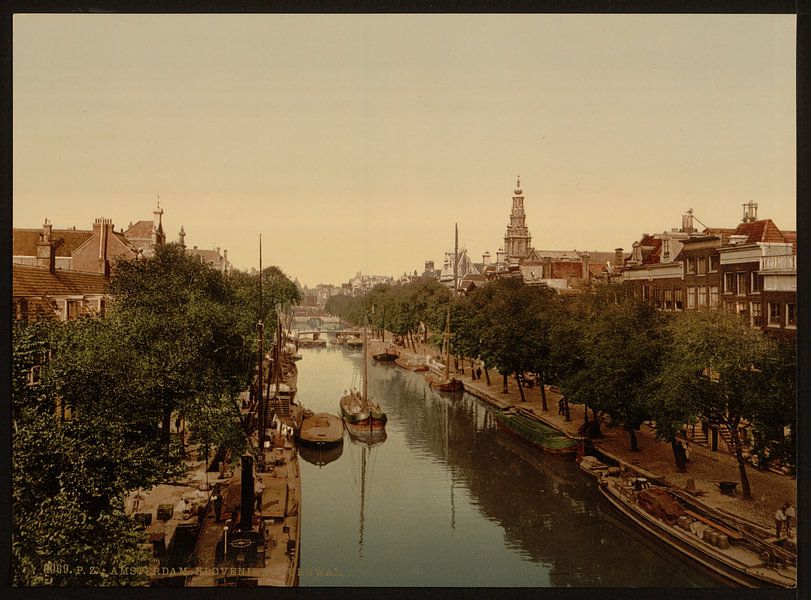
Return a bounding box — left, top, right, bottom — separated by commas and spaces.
494, 407, 580, 459
297, 411, 344, 447
598, 473, 796, 588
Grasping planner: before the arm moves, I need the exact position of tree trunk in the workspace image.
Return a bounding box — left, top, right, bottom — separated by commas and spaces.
484, 367, 491, 386
670, 436, 686, 472
727, 421, 752, 500
538, 372, 548, 412
584, 403, 590, 425
628, 426, 640, 452
161, 405, 172, 451
516, 375, 526, 402
502, 373, 509, 394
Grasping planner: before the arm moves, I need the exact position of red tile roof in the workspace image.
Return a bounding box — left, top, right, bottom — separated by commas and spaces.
13, 264, 108, 297
782, 231, 797, 254
124, 220, 154, 239
13, 229, 93, 257
734, 219, 786, 244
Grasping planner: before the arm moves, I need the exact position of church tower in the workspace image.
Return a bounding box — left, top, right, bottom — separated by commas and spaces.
504, 176, 532, 261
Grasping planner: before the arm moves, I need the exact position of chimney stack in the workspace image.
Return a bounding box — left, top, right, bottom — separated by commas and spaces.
742, 201, 758, 224
36, 219, 57, 274
580, 252, 590, 280
614, 248, 624, 267
482, 251, 491, 266
93, 218, 114, 276
681, 209, 695, 233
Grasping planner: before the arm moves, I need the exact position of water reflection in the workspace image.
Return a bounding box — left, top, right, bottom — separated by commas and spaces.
296, 348, 721, 587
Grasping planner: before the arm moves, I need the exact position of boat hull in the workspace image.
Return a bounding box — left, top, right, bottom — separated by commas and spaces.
494, 409, 579, 459
372, 352, 398, 362
297, 412, 344, 447
598, 478, 796, 588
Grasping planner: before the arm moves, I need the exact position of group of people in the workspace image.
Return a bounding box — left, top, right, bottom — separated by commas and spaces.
775, 502, 796, 539
470, 366, 483, 380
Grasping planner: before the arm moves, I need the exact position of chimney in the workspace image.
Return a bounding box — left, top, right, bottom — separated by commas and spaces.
240, 455, 254, 531
742, 201, 758, 224
681, 209, 694, 233
614, 248, 624, 267
580, 252, 590, 279
36, 219, 56, 274
482, 251, 491, 266
93, 218, 114, 276
178, 226, 186, 248
543, 256, 552, 278
496, 248, 507, 265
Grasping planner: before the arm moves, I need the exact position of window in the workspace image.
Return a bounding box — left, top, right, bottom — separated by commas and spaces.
687, 286, 696, 309
709, 286, 719, 308
642, 285, 649, 301
786, 303, 797, 328
737, 302, 749, 319
66, 300, 80, 320
750, 272, 760, 294
686, 258, 695, 274
751, 302, 762, 327
27, 365, 42, 386
98, 298, 106, 317
709, 255, 719, 272
662, 239, 671, 261
674, 289, 683, 310
697, 286, 707, 307
697, 257, 707, 275
736, 273, 746, 296
664, 288, 673, 310
654, 288, 662, 308
724, 301, 736, 312
723, 272, 735, 294
768, 302, 781, 327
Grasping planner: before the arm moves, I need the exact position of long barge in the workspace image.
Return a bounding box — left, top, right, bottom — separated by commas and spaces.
494, 406, 581, 459
598, 473, 795, 588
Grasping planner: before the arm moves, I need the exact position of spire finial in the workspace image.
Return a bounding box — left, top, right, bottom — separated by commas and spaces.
157, 194, 160, 209
514, 175, 522, 195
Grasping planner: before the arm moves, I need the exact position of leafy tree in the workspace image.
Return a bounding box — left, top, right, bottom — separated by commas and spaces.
663, 309, 773, 500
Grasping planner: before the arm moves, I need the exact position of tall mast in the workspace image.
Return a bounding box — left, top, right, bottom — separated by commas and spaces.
363, 313, 369, 403
257, 234, 265, 452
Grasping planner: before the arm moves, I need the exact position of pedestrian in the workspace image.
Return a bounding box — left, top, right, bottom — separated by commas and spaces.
213, 491, 223, 522
676, 441, 687, 472
775, 505, 786, 538
684, 441, 691, 463
784, 502, 795, 538
197, 503, 207, 524
558, 398, 565, 416
255, 479, 265, 512
175, 415, 182, 433
476, 367, 482, 380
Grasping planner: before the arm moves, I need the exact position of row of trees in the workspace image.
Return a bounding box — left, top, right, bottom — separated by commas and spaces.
12, 244, 299, 585
331, 276, 795, 501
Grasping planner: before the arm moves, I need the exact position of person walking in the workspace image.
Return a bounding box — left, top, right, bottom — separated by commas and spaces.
558, 398, 565, 416
784, 502, 795, 538
684, 441, 692, 463
775, 505, 786, 539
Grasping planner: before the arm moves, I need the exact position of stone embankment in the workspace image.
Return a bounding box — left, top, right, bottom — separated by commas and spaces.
396, 339, 796, 539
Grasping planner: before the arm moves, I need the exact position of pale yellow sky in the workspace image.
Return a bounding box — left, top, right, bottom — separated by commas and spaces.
13, 14, 796, 286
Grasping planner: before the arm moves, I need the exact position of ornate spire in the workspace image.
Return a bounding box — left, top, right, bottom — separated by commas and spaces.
514, 176, 522, 196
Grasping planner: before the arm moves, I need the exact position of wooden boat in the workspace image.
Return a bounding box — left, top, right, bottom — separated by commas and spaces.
494, 407, 580, 459
372, 349, 398, 362
426, 300, 464, 393
344, 336, 363, 350
394, 356, 429, 372
598, 473, 796, 588
297, 411, 344, 447
340, 323, 387, 427
577, 454, 612, 478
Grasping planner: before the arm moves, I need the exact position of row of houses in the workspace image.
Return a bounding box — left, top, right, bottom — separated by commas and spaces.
404, 180, 796, 336
12, 203, 231, 322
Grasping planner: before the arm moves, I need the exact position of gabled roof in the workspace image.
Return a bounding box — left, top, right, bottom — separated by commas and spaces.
13, 229, 93, 257
782, 231, 797, 254
124, 220, 154, 239
187, 248, 223, 264
639, 236, 663, 265
734, 219, 786, 244
13, 264, 108, 297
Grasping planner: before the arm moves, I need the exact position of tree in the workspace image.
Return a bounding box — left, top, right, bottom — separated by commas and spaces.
663, 309, 774, 500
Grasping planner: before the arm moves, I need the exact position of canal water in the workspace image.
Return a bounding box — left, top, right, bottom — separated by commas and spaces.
294, 347, 721, 587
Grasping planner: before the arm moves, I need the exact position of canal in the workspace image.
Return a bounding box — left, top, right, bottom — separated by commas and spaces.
294, 346, 721, 587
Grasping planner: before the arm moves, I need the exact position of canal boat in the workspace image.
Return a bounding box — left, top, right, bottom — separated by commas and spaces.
394, 355, 429, 372
598, 473, 796, 588
372, 348, 399, 362
345, 336, 363, 351
426, 303, 465, 393
297, 410, 344, 447
577, 454, 612, 478
494, 407, 580, 459
340, 323, 387, 427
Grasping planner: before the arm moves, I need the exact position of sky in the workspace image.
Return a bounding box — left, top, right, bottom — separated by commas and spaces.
13, 14, 796, 287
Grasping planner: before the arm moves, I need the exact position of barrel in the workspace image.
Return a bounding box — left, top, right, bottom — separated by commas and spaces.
716, 534, 730, 549
706, 530, 718, 546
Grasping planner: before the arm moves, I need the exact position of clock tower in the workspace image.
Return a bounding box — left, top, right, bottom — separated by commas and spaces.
504, 177, 532, 261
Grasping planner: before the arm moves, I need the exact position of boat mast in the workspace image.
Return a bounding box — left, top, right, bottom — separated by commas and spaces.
358, 444, 366, 557
257, 234, 265, 453
363, 312, 369, 404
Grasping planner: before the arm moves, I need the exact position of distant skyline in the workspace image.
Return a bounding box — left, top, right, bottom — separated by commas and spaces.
14, 14, 795, 287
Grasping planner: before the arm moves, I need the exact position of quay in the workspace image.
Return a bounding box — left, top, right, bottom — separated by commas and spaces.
394, 338, 796, 541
